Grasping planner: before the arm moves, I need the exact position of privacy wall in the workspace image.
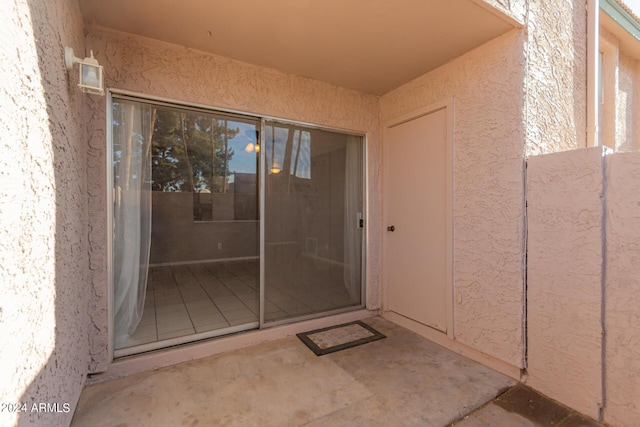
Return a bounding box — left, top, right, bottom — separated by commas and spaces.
380, 29, 527, 369
604, 151, 640, 427
526, 147, 605, 420
85, 29, 381, 372
0, 0, 89, 426
527, 148, 640, 427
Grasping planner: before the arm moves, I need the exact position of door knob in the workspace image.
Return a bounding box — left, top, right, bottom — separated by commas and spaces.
387, 225, 395, 232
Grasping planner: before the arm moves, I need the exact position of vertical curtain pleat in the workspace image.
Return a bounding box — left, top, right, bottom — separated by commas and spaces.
113, 102, 153, 347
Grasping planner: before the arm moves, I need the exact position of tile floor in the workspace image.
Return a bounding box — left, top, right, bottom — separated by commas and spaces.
116, 259, 357, 350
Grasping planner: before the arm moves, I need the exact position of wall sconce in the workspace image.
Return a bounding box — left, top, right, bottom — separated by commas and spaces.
64, 47, 104, 96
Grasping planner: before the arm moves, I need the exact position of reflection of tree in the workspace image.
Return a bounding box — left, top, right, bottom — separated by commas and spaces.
112, 102, 156, 187
150, 110, 238, 192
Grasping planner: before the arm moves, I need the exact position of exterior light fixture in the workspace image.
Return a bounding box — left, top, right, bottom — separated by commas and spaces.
64, 47, 104, 96
244, 142, 261, 154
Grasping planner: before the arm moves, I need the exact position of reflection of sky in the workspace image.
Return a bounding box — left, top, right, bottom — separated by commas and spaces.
626, 0, 640, 17
227, 121, 258, 182
264, 125, 311, 178
290, 130, 311, 179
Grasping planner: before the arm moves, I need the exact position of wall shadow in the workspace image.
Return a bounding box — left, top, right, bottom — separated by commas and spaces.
16, 0, 90, 426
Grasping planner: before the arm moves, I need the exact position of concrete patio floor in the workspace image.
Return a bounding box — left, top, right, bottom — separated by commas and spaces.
70, 316, 598, 426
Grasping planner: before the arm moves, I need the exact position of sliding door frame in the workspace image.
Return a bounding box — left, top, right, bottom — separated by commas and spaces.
106, 89, 367, 360
258, 118, 368, 329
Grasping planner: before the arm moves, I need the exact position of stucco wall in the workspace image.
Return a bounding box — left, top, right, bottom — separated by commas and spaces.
525, 0, 587, 155
85, 29, 381, 372
615, 53, 640, 152
600, 26, 640, 153
380, 29, 526, 368
0, 0, 89, 426
476, 0, 526, 25
526, 147, 605, 419
604, 151, 640, 427
600, 28, 620, 151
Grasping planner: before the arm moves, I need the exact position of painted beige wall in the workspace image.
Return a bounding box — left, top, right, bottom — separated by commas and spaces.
380, 29, 526, 369
616, 53, 640, 152
149, 193, 259, 264
526, 147, 605, 419
526, 147, 640, 425
604, 151, 640, 427
0, 0, 89, 425
600, 25, 640, 153
600, 28, 620, 151
525, 0, 588, 155
85, 29, 381, 372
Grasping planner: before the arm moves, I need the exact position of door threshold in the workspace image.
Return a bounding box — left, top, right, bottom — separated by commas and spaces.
113, 322, 258, 359
88, 309, 377, 385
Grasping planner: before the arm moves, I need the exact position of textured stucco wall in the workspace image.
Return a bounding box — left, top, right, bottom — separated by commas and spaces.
380, 29, 526, 368
604, 151, 640, 427
85, 29, 381, 372
526, 147, 605, 419
525, 0, 588, 155
476, 0, 526, 24
600, 26, 640, 153
599, 28, 619, 151
0, 0, 89, 426
615, 53, 640, 152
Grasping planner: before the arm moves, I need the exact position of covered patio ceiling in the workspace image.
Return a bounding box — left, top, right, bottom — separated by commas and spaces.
80, 0, 516, 95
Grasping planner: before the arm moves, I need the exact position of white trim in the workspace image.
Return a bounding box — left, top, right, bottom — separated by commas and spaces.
259, 118, 266, 328
382, 97, 455, 339
106, 91, 115, 363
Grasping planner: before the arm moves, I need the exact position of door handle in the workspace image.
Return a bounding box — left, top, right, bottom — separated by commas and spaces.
387, 225, 395, 232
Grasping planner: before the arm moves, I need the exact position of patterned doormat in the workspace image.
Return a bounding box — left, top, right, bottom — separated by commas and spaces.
296, 321, 386, 356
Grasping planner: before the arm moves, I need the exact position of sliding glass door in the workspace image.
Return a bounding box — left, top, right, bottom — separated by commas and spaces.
112, 96, 260, 354
263, 121, 364, 323
111, 94, 364, 355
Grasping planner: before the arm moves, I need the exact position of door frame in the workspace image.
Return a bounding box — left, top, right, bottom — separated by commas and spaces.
106, 89, 369, 359
258, 118, 368, 328
382, 97, 454, 339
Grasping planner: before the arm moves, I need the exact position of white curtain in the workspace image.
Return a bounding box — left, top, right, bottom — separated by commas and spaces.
113, 101, 154, 346
343, 137, 362, 303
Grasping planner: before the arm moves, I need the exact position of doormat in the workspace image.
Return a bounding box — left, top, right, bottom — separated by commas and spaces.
296, 321, 386, 356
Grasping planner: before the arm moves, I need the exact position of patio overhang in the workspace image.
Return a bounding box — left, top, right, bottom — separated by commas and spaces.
80, 0, 517, 95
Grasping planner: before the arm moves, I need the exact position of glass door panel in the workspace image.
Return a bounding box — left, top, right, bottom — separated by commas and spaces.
263, 121, 364, 323
112, 97, 260, 354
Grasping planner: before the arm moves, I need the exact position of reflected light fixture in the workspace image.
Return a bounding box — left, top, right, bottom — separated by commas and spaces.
64, 47, 104, 96
244, 142, 260, 153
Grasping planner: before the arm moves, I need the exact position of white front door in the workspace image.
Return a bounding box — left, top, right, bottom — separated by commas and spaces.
385, 106, 451, 333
